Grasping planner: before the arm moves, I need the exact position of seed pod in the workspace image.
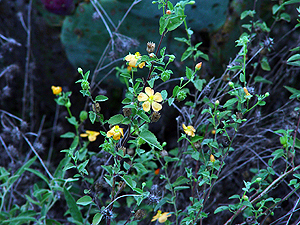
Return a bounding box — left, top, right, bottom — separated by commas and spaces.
123, 107, 132, 117
150, 112, 161, 123
134, 209, 146, 220
92, 102, 101, 113
146, 41, 155, 54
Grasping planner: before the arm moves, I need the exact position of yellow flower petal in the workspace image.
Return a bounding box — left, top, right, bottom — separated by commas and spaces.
139, 62, 145, 68
152, 102, 162, 112
138, 92, 149, 101
80, 133, 88, 137
158, 212, 171, 223
151, 210, 162, 222
153, 92, 163, 102
182, 123, 187, 130
51, 86, 62, 95
143, 101, 151, 112
145, 87, 154, 97
107, 130, 114, 138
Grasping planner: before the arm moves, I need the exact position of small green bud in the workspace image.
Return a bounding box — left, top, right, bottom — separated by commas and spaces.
188, 1, 195, 4
81, 81, 90, 90
161, 71, 171, 82
177, 90, 187, 101
255, 177, 262, 182
228, 81, 234, 88
215, 100, 220, 106
78, 67, 83, 74
265, 92, 270, 97
168, 55, 175, 63
65, 100, 71, 108
270, 212, 274, 216
242, 195, 249, 201
80, 111, 88, 122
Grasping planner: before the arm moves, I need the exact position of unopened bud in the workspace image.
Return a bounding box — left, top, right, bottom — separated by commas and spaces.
255, 177, 262, 182
228, 81, 234, 88
265, 92, 270, 97
210, 154, 215, 163
243, 195, 249, 201
77, 67, 83, 74
166, 10, 171, 15
195, 62, 202, 71
215, 100, 220, 106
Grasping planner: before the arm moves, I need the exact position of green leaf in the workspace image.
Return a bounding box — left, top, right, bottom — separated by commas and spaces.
137, 111, 150, 123
95, 95, 108, 102
284, 86, 300, 99
60, 132, 75, 138
108, 114, 125, 125
122, 175, 137, 190
223, 98, 238, 108
181, 48, 193, 61
25, 168, 49, 186
15, 156, 36, 177
214, 206, 229, 214
3, 216, 37, 223
159, 15, 169, 35
92, 213, 103, 225
167, 15, 186, 31
186, 66, 193, 80
67, 116, 78, 126
77, 195, 93, 206
161, 90, 168, 100
172, 176, 189, 187
63, 187, 83, 223
254, 76, 273, 84
174, 186, 190, 191
261, 57, 271, 71
139, 130, 162, 150
173, 85, 180, 97
193, 79, 205, 91
89, 111, 97, 124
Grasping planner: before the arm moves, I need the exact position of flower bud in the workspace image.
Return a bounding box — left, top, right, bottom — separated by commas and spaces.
77, 67, 83, 74
255, 177, 262, 182
242, 195, 249, 201
65, 100, 71, 108
228, 81, 234, 88
81, 81, 90, 90
195, 62, 202, 71
265, 92, 270, 97
166, 10, 171, 15
79, 110, 88, 122
215, 100, 220, 106
210, 154, 215, 163
177, 90, 187, 101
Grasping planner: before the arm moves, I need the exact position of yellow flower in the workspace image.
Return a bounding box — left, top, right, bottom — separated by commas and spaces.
182, 123, 196, 137
80, 130, 100, 142
125, 52, 145, 68
51, 86, 62, 95
151, 210, 171, 223
107, 125, 124, 140
138, 87, 163, 112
